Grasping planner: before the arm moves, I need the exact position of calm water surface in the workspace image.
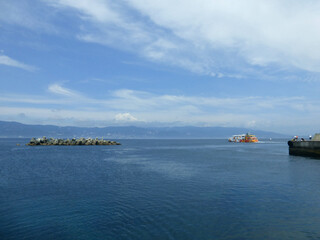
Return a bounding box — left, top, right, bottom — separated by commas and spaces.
1, 138, 320, 239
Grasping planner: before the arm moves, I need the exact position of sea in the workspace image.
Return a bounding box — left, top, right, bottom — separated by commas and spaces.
1, 138, 320, 240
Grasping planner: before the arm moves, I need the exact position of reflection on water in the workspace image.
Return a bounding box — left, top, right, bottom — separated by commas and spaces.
1, 138, 320, 239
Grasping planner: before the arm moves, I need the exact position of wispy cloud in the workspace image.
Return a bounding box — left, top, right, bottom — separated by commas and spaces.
0, 0, 57, 33
1, 86, 313, 114
1, 85, 319, 133
3, 1, 320, 77
43, 0, 320, 77
0, 55, 37, 71
48, 84, 81, 97
47, 0, 120, 23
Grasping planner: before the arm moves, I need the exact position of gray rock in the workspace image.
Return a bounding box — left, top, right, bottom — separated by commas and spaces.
26, 137, 121, 146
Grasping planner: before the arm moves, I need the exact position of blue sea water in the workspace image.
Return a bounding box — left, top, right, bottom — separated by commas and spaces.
1, 138, 320, 240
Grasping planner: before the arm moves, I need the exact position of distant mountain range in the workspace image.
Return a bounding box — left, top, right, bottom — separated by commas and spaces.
0, 121, 288, 139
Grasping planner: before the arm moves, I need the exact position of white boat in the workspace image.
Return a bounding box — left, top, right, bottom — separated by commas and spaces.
228, 134, 245, 142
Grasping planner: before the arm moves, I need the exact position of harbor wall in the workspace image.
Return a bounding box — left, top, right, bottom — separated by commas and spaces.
288, 140, 320, 158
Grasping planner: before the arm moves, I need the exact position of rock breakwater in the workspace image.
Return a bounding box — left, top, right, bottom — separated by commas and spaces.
27, 137, 121, 146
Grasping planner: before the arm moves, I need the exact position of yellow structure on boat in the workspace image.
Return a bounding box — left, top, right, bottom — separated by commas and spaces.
228, 133, 259, 143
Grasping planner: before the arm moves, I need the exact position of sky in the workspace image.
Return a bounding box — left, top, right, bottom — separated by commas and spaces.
1, 0, 320, 135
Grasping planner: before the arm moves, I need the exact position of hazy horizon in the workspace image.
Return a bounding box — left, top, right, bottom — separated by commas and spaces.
0, 120, 296, 137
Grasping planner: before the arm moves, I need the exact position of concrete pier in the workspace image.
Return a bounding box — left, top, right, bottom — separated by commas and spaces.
288, 133, 320, 158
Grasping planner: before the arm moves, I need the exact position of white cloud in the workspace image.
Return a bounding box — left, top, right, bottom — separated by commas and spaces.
48, 84, 80, 97
2, 1, 320, 75
0, 55, 36, 71
46, 0, 120, 23
114, 113, 138, 122
43, 0, 320, 76
1, 86, 313, 115
2, 86, 320, 133
129, 0, 320, 72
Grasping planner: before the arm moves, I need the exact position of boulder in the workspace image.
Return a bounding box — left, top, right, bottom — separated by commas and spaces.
26, 137, 120, 146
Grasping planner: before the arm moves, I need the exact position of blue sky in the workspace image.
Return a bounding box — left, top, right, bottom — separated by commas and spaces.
1, 0, 320, 135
